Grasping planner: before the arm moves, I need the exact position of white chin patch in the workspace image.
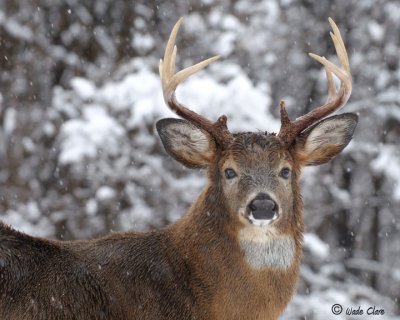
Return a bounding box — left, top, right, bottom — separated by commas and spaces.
239, 235, 295, 269
247, 212, 278, 227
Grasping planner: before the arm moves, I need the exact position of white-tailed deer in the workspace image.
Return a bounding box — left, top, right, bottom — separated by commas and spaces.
0, 18, 356, 319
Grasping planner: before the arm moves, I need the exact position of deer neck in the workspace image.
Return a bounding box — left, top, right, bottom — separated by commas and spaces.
171, 184, 302, 318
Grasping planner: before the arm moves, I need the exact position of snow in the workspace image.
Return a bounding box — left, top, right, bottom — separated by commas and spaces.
384, 3, 400, 22
99, 67, 162, 112
96, 186, 117, 201
214, 31, 236, 56
132, 33, 155, 53
59, 105, 125, 165
70, 77, 96, 100
304, 233, 330, 259
3, 107, 17, 135
58, 119, 97, 164
2, 203, 55, 238
86, 199, 98, 216
368, 21, 385, 42
178, 72, 278, 133
0, 11, 33, 41
371, 145, 400, 200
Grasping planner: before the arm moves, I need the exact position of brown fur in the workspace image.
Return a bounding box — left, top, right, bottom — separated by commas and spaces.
0, 114, 356, 319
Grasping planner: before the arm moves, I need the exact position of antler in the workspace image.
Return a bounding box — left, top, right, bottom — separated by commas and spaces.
159, 18, 233, 148
278, 17, 352, 146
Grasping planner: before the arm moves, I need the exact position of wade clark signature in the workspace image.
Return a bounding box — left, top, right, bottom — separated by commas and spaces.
331, 304, 385, 316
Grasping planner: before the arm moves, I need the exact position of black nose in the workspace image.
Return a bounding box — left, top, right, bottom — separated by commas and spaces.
248, 193, 278, 220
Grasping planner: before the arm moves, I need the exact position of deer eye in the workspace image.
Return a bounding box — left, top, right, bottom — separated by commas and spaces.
224, 168, 237, 179
280, 167, 291, 179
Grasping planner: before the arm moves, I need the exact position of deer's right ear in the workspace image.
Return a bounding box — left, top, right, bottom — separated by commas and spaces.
156, 118, 217, 168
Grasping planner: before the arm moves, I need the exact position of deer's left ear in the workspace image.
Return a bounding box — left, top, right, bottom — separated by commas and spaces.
156, 118, 217, 168
294, 113, 358, 166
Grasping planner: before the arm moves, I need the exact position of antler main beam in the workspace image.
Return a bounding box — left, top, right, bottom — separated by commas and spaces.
159, 18, 232, 148
278, 17, 352, 146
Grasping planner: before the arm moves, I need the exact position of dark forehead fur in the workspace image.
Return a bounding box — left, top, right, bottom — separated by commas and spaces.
231, 132, 282, 151
225, 132, 292, 166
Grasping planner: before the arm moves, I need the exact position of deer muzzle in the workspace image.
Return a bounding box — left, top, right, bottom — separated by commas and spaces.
246, 193, 279, 226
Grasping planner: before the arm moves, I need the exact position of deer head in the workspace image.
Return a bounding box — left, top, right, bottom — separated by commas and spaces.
157, 18, 357, 249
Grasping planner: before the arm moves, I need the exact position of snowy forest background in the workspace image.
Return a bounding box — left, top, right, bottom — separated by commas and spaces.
0, 0, 399, 318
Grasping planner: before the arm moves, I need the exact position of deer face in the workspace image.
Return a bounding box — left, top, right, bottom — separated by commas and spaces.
220, 133, 294, 229
157, 113, 357, 233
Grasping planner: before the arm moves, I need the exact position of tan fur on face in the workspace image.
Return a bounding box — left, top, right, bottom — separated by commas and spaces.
220, 136, 296, 238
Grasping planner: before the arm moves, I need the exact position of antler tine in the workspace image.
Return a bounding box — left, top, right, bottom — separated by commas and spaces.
159, 18, 232, 148
278, 18, 352, 147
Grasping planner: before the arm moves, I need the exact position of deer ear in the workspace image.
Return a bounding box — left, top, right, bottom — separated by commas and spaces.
294, 113, 358, 166
156, 118, 217, 168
